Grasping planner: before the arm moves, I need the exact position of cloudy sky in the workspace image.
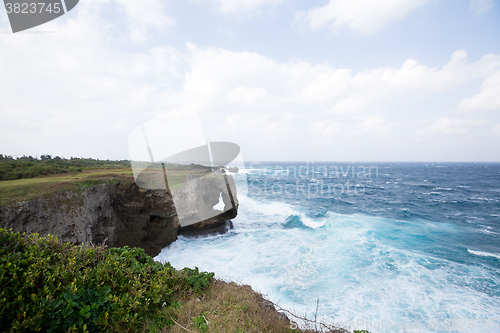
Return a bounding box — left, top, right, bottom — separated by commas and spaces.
1, 0, 499, 162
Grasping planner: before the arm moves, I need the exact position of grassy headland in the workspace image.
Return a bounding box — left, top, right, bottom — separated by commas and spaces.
0, 155, 133, 206
0, 155, 130, 180
0, 168, 133, 206
0, 156, 213, 206
0, 157, 353, 333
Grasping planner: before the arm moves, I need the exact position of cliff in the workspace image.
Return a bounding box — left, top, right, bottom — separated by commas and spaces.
0, 174, 238, 257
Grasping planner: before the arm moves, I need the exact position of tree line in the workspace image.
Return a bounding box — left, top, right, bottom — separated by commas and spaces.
0, 155, 130, 181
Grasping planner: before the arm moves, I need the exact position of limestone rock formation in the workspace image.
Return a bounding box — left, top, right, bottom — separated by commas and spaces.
0, 175, 238, 257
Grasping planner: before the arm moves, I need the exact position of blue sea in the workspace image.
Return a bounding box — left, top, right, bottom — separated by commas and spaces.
155, 162, 500, 332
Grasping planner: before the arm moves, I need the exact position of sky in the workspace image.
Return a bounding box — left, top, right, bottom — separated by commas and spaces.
0, 0, 499, 162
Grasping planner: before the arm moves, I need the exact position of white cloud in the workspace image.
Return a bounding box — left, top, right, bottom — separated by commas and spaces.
298, 0, 432, 34
0, 5, 9, 30
416, 117, 485, 136
182, 46, 500, 155
310, 114, 391, 140
183, 44, 322, 105
458, 70, 500, 112
129, 47, 181, 78
310, 120, 340, 137
493, 123, 500, 136
117, 0, 176, 42
223, 112, 295, 142
226, 87, 270, 107
470, 0, 495, 14
210, 0, 284, 16
0, 0, 182, 159
305, 50, 500, 116
351, 114, 392, 137
2, 0, 500, 161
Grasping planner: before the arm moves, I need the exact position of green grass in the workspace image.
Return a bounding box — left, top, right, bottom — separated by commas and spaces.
0, 169, 133, 188
0, 169, 134, 206
0, 165, 217, 206
0, 155, 217, 202
0, 155, 130, 181
132, 165, 214, 191
162, 281, 297, 333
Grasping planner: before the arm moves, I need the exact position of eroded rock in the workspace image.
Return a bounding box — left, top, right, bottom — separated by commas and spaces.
0, 175, 238, 257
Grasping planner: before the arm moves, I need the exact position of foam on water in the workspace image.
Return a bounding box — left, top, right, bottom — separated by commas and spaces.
156, 163, 500, 332
156, 196, 500, 333
468, 249, 500, 260
233, 195, 326, 229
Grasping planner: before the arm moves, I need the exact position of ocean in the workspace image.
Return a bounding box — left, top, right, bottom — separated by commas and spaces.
155, 162, 500, 333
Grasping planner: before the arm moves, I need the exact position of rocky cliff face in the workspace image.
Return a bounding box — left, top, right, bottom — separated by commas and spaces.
0, 175, 238, 257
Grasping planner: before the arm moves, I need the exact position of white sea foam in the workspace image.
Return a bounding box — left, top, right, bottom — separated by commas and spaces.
478, 228, 500, 235
468, 249, 500, 259
155, 197, 500, 333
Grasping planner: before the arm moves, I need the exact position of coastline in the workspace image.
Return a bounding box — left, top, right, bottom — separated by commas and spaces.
0, 169, 322, 332
0, 228, 321, 333
0, 172, 238, 257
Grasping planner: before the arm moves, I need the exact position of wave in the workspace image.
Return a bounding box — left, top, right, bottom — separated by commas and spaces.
155, 163, 500, 332
468, 249, 500, 259
282, 215, 313, 229
156, 207, 500, 331
236, 196, 326, 229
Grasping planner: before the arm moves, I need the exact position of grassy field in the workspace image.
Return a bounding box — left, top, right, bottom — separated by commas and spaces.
133, 164, 215, 191
0, 168, 134, 206
0, 155, 131, 181
0, 164, 217, 206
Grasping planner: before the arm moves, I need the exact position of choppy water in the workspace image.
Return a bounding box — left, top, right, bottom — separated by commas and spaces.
156, 162, 500, 332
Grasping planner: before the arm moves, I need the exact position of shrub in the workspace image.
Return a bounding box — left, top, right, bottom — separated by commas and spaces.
182, 267, 215, 294
0, 156, 130, 181
0, 228, 213, 332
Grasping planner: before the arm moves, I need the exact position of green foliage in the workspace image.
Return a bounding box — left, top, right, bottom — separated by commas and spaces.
182, 267, 215, 294
0, 229, 213, 332
68, 167, 83, 173
147, 316, 175, 333
192, 315, 208, 332
42, 286, 112, 332
0, 156, 130, 181
0, 154, 14, 160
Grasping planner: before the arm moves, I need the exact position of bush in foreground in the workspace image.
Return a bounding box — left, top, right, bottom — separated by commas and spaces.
0, 228, 356, 333
0, 228, 213, 332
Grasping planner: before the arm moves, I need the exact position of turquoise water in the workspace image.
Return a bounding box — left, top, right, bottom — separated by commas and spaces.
156, 163, 500, 332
